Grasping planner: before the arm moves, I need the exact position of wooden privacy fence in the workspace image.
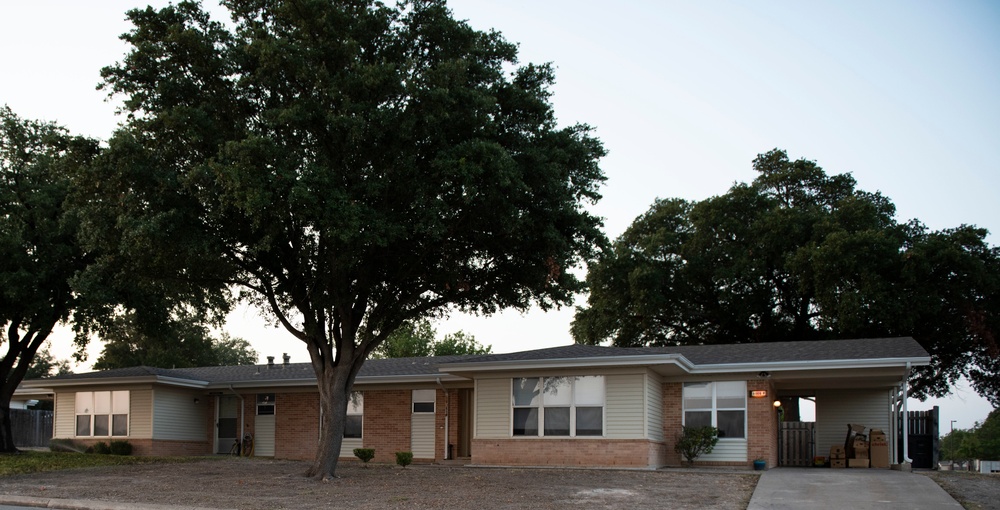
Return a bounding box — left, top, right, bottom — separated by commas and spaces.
899, 407, 939, 469
779, 421, 815, 466
11, 409, 53, 447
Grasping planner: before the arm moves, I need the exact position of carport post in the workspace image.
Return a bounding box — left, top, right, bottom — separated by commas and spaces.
901, 362, 912, 464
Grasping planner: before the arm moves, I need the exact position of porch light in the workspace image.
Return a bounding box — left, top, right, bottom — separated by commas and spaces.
773, 400, 782, 408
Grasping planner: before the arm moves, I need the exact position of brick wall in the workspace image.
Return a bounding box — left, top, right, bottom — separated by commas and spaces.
275, 392, 320, 461
746, 379, 778, 468
363, 389, 411, 463
472, 439, 664, 468
662, 382, 683, 466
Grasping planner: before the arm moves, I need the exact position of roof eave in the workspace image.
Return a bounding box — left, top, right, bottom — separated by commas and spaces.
439, 354, 695, 374
679, 356, 932, 374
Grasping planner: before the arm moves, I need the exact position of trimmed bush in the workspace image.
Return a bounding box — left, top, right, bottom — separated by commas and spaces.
394, 451, 413, 468
90, 442, 111, 455
674, 425, 719, 465
49, 438, 80, 453
353, 448, 375, 464
109, 440, 133, 456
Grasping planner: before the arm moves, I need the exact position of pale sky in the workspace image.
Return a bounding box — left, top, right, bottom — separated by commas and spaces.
1, 1, 997, 429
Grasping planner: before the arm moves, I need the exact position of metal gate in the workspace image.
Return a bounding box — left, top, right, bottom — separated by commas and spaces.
779, 421, 815, 466
899, 407, 939, 469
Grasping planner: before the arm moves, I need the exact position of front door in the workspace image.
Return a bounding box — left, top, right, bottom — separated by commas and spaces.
216, 396, 238, 454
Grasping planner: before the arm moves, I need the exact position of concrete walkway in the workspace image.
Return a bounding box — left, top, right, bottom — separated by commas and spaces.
747, 468, 963, 510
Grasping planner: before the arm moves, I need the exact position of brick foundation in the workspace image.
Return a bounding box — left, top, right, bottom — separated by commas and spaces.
472, 439, 666, 468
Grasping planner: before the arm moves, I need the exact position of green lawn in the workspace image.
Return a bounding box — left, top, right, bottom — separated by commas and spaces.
0, 451, 203, 476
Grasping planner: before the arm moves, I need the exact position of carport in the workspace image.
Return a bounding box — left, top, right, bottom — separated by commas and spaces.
770, 352, 926, 467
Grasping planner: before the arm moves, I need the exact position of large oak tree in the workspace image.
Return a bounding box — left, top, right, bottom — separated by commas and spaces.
90, 0, 606, 478
573, 149, 999, 403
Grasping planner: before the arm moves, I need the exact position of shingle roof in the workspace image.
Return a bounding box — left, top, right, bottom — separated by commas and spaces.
32, 337, 927, 387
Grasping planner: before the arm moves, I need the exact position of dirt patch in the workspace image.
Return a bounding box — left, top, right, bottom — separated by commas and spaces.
920, 470, 1000, 510
0, 458, 759, 510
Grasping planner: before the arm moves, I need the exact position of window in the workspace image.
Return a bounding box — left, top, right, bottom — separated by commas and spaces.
683, 381, 746, 439
345, 392, 363, 439
412, 389, 435, 413
511, 376, 604, 437
257, 393, 275, 415
75, 391, 129, 437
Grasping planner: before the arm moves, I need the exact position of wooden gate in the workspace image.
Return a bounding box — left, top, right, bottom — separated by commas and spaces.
11, 409, 53, 447
779, 421, 815, 466
899, 407, 939, 469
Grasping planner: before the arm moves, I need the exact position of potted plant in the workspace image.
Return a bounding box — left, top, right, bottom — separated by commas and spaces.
753, 458, 767, 470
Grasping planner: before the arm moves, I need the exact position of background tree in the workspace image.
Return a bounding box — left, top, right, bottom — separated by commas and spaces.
371, 319, 491, 358
573, 149, 999, 402
93, 312, 257, 369
91, 0, 605, 479
0, 106, 100, 452
24, 346, 72, 380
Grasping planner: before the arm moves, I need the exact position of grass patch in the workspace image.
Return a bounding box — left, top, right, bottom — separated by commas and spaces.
0, 451, 207, 476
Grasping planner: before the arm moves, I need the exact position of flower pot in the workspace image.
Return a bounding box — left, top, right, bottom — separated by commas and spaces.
753, 460, 766, 471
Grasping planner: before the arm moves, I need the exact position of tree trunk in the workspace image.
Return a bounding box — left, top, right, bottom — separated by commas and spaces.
0, 399, 16, 453
306, 357, 354, 480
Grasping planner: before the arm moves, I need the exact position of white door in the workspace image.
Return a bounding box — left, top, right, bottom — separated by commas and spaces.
216, 396, 238, 454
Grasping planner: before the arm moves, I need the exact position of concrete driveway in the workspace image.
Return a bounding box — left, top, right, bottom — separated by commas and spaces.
747, 468, 963, 510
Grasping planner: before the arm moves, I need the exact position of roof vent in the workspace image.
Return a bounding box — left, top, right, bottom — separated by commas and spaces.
267, 356, 274, 369
282, 353, 290, 367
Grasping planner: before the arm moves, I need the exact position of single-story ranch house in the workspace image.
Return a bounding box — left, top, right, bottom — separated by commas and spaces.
16, 336, 929, 469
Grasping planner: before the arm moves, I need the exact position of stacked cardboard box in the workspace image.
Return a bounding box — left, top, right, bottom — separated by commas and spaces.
830, 445, 846, 468
845, 423, 870, 468
870, 429, 889, 468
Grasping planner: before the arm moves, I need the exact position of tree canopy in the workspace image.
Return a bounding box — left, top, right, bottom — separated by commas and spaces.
573, 149, 999, 403
0, 106, 100, 451
371, 319, 491, 358
91, 0, 606, 479
94, 312, 257, 370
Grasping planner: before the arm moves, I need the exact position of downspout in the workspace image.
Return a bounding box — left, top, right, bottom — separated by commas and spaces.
229, 385, 245, 456
437, 378, 449, 460
901, 362, 912, 464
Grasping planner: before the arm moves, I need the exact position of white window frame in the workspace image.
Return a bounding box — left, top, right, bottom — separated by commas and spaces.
682, 381, 747, 440
345, 392, 363, 439
412, 389, 436, 414
256, 393, 275, 415
510, 376, 605, 438
75, 390, 129, 437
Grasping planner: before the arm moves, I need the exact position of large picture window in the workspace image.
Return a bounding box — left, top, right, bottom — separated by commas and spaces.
511, 376, 604, 437
75, 391, 129, 437
682, 381, 746, 439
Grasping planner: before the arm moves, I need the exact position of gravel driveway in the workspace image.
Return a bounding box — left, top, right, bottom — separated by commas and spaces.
0, 458, 760, 510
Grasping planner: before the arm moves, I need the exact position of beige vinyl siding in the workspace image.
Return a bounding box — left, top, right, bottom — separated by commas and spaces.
55, 388, 152, 439
129, 389, 153, 438
411, 414, 435, 458
700, 439, 748, 462
340, 438, 363, 457
815, 388, 891, 458
646, 372, 664, 441
475, 378, 510, 438
54, 393, 75, 438
605, 374, 645, 439
255, 415, 275, 456
151, 388, 203, 441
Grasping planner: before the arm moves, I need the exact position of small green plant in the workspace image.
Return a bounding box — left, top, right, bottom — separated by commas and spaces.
674, 425, 719, 465
109, 440, 133, 456
48, 438, 80, 453
89, 441, 111, 455
395, 451, 413, 468
353, 448, 375, 465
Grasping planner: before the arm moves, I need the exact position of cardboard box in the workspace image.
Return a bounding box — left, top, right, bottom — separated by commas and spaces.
831, 459, 846, 469
830, 446, 846, 459
848, 458, 869, 468
870, 430, 889, 468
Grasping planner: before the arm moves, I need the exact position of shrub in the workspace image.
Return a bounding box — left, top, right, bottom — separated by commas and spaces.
109, 440, 133, 456
395, 451, 413, 468
353, 448, 375, 465
89, 442, 111, 455
674, 425, 719, 465
49, 438, 80, 453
